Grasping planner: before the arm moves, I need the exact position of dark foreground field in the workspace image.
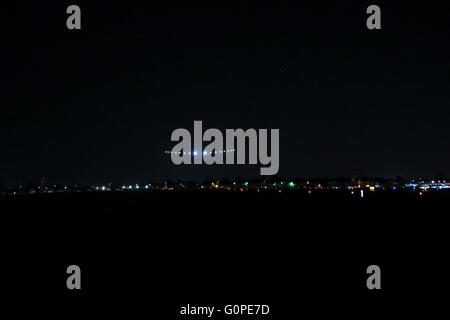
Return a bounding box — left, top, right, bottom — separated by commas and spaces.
1, 190, 447, 317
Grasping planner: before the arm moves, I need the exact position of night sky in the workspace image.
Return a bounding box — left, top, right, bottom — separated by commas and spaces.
3, 1, 450, 185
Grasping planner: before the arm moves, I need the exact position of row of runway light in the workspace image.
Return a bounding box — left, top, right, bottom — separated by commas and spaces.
121, 185, 150, 190
95, 185, 151, 191
164, 149, 235, 155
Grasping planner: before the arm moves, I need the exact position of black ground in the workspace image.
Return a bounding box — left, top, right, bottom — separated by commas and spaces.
1, 190, 447, 317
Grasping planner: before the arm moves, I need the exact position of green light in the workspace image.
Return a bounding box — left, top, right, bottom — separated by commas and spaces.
243, 182, 248, 186
288, 182, 295, 188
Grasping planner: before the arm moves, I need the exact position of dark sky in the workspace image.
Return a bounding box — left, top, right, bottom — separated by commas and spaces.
3, 0, 450, 185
